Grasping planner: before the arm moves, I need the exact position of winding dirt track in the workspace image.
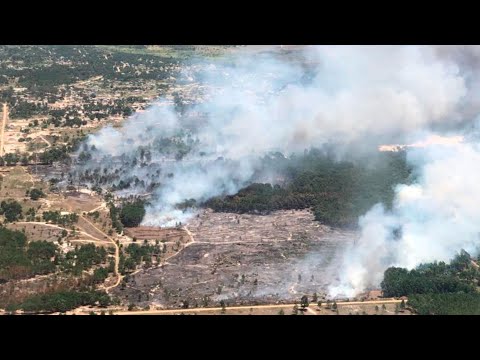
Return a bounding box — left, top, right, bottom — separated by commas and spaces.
79, 215, 121, 290
15, 221, 106, 243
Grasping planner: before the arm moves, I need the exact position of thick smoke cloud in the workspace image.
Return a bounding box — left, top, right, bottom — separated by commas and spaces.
73, 46, 480, 294
329, 139, 480, 297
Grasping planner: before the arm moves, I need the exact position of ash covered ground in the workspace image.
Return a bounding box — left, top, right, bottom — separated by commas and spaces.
112, 209, 355, 308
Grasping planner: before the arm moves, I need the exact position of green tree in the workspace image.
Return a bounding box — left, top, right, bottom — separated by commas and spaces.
29, 188, 45, 201
0, 200, 23, 222
119, 201, 146, 227
292, 304, 299, 315
300, 295, 309, 309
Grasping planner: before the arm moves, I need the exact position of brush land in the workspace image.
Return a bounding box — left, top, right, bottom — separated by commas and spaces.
0, 45, 475, 315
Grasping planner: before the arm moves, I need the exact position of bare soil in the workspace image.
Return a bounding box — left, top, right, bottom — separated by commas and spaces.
112, 209, 355, 309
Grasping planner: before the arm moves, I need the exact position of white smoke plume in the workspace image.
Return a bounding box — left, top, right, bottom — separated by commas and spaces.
73, 46, 480, 293
329, 139, 480, 297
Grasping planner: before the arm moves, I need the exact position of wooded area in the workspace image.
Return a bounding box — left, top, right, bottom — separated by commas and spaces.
381, 251, 480, 314
207, 150, 411, 228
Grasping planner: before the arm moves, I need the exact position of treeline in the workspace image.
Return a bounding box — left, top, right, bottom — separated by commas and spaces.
0, 137, 84, 167
381, 266, 475, 298
0, 153, 22, 166
0, 148, 69, 166
7, 289, 111, 313
9, 100, 49, 119
206, 150, 411, 228
39, 146, 71, 165
407, 293, 480, 315
43, 211, 79, 227
381, 251, 480, 314
381, 250, 479, 297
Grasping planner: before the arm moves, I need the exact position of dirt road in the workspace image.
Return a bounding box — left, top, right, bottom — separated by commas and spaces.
111, 299, 403, 315
79, 215, 121, 290
14, 221, 106, 243
38, 135, 51, 147
73, 76, 104, 88
0, 103, 7, 157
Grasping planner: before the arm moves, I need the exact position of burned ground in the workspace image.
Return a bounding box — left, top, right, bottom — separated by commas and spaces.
112, 209, 355, 308
124, 227, 186, 243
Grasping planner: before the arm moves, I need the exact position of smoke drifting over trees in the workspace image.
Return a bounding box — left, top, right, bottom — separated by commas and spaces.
72, 46, 480, 296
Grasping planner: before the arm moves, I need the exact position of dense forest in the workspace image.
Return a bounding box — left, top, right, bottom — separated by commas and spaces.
206, 150, 412, 228
381, 250, 480, 314
119, 201, 146, 228
407, 293, 480, 315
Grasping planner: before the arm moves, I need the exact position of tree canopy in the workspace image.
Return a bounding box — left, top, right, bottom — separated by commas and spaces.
206, 150, 411, 228
381, 251, 480, 314
0, 200, 23, 222
119, 201, 146, 228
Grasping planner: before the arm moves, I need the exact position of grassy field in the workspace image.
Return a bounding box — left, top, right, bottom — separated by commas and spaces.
0, 166, 39, 200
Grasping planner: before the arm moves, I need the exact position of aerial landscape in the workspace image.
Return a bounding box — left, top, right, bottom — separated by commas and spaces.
1, 45, 480, 315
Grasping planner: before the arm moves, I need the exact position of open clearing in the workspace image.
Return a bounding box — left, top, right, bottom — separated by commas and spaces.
112, 209, 355, 309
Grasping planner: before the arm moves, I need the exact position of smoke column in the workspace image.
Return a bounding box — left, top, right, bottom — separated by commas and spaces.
73, 46, 480, 292
329, 138, 480, 297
